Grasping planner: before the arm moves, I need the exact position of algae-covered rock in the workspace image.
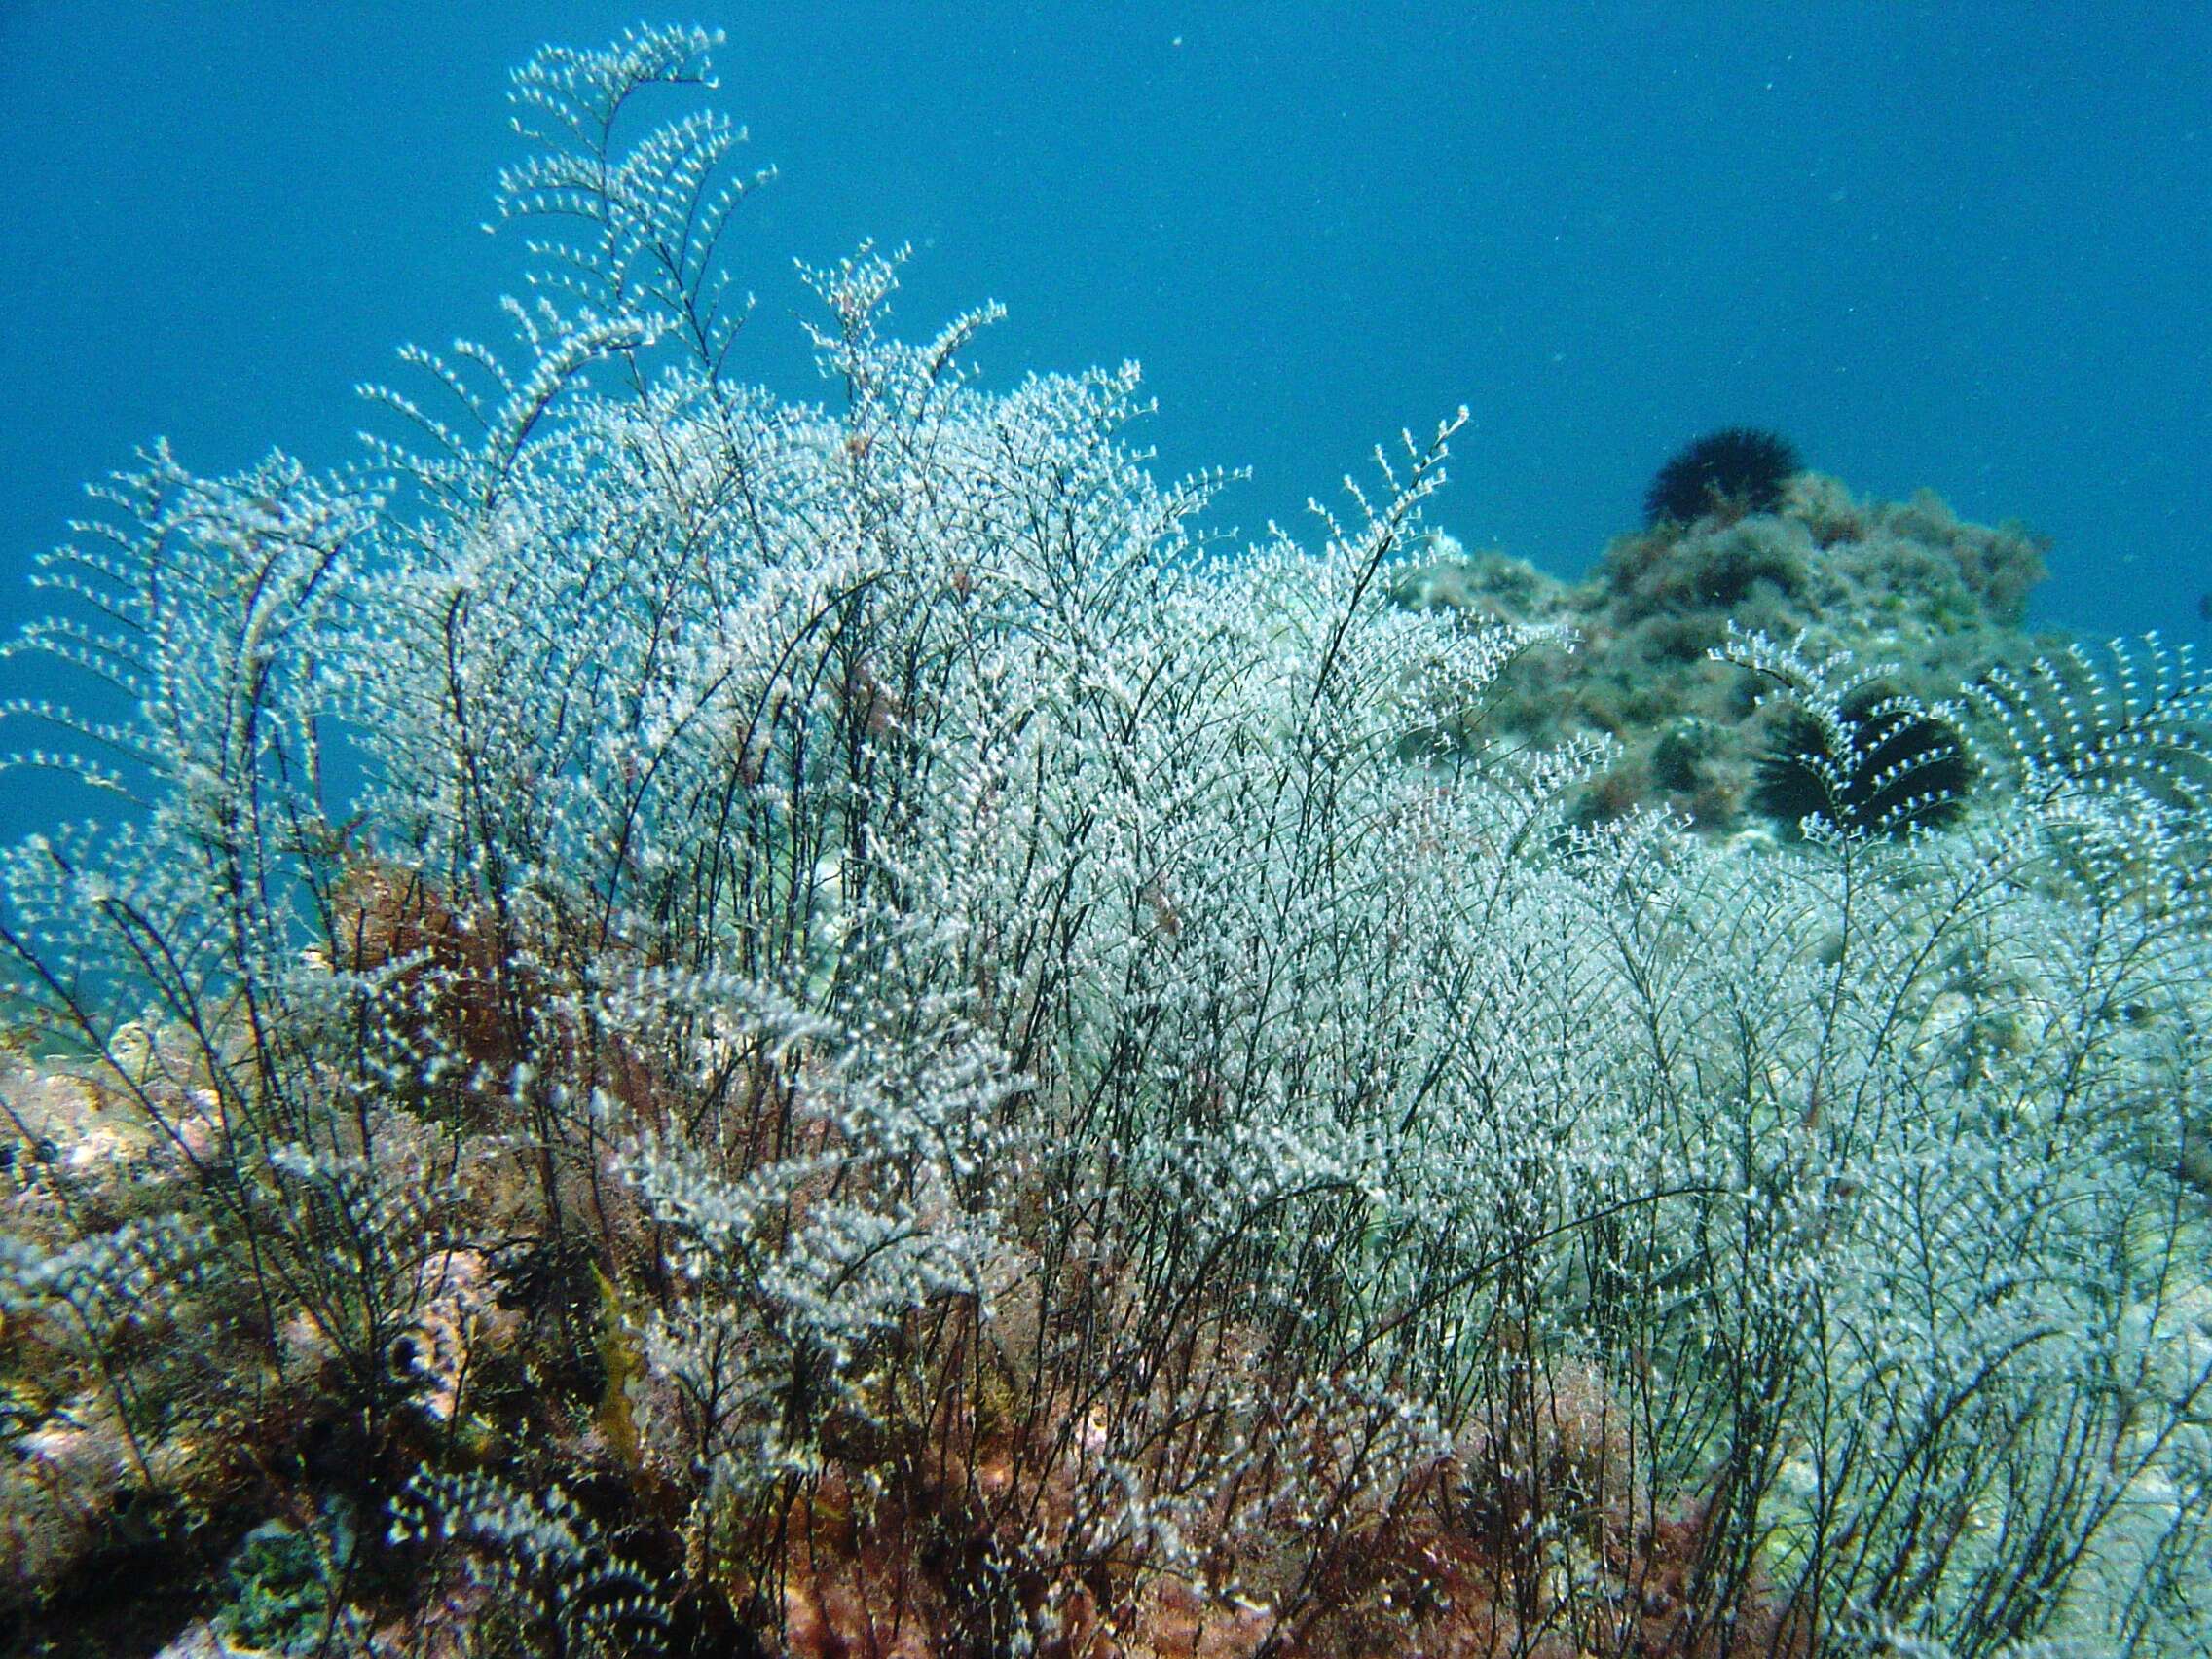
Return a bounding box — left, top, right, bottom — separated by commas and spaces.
1399, 473, 2056, 832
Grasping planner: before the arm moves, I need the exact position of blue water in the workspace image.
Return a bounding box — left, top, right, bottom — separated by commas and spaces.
1, 2, 2206, 843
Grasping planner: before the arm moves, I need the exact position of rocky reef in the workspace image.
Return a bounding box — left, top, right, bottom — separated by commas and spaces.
1395, 472, 2052, 836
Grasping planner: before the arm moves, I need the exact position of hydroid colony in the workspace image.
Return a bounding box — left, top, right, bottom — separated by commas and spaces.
1, 27, 2208, 1658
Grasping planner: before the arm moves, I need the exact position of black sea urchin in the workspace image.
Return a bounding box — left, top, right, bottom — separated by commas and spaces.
1644, 427, 1802, 527
1753, 688, 1971, 838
